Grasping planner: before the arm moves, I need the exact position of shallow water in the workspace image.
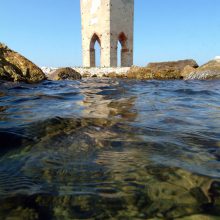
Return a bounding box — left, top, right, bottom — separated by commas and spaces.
0, 78, 220, 219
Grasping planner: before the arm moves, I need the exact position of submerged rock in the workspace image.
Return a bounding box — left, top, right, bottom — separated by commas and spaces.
185, 60, 220, 80
126, 59, 199, 80
48, 67, 82, 80
176, 214, 220, 220
0, 43, 46, 83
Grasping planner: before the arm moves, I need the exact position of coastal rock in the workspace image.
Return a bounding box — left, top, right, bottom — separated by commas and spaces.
181, 65, 196, 78
102, 71, 128, 78
146, 59, 198, 71
185, 60, 220, 80
0, 43, 46, 83
48, 67, 82, 80
176, 214, 220, 220
126, 59, 199, 80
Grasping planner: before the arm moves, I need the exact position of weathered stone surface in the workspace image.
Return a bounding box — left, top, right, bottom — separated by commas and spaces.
48, 67, 82, 80
147, 59, 198, 71
81, 0, 134, 67
181, 65, 196, 78
0, 43, 46, 83
105, 72, 118, 78
185, 60, 220, 80
126, 60, 199, 80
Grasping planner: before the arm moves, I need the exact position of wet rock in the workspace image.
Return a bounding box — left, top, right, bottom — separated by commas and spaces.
0, 43, 46, 83
185, 60, 220, 80
209, 181, 220, 198
5, 207, 39, 220
190, 187, 209, 204
48, 67, 82, 80
0, 131, 33, 155
176, 214, 220, 220
208, 181, 220, 214
126, 59, 199, 80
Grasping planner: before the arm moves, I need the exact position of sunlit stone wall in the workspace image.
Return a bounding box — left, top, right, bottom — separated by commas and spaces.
80, 0, 134, 67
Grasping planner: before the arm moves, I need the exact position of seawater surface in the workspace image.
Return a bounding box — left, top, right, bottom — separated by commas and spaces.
0, 78, 220, 220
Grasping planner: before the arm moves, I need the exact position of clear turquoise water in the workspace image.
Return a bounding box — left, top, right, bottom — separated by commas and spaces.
0, 78, 220, 219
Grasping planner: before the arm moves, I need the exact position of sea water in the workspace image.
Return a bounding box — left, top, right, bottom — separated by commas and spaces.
0, 78, 220, 219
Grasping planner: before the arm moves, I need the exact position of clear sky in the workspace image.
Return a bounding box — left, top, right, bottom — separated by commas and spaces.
0, 0, 220, 67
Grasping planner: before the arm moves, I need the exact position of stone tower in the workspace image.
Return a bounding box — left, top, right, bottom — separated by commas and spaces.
80, 0, 134, 67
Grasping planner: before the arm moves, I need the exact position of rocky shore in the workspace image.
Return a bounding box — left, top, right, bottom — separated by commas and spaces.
44, 58, 220, 81
0, 43, 45, 83
1, 43, 220, 83
186, 59, 220, 80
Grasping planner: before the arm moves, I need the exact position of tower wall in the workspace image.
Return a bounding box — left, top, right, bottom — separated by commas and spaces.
110, 0, 134, 67
80, 0, 134, 67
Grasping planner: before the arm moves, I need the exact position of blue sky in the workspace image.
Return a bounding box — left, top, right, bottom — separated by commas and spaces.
0, 0, 220, 67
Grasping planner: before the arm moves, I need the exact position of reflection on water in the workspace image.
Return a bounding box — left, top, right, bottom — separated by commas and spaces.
0, 78, 220, 219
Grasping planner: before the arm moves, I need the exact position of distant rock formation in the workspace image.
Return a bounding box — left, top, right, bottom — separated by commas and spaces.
185, 59, 220, 80
0, 43, 46, 83
126, 59, 199, 80
47, 67, 82, 80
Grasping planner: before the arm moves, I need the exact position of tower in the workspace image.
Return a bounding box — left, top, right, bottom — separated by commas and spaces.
80, 0, 134, 67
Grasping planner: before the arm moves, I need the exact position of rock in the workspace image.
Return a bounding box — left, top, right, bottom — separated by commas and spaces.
126, 66, 153, 79
146, 59, 198, 71
185, 60, 220, 80
106, 72, 118, 78
0, 43, 46, 83
48, 67, 82, 80
82, 71, 91, 78
208, 180, 220, 212
181, 65, 196, 78
176, 214, 220, 220
126, 60, 199, 80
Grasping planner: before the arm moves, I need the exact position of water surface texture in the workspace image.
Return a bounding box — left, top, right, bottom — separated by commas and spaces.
0, 78, 220, 220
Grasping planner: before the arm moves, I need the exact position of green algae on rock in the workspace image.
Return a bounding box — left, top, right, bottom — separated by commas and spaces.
0, 43, 46, 83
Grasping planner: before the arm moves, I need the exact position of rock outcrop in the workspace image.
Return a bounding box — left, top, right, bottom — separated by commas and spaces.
0, 43, 45, 83
181, 65, 197, 78
126, 59, 199, 80
47, 67, 82, 80
185, 60, 220, 80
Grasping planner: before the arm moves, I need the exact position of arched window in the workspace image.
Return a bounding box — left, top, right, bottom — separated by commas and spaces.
117, 32, 129, 67
90, 33, 101, 67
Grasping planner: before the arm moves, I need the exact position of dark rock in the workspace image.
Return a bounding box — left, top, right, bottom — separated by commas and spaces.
48, 67, 82, 80
209, 181, 220, 202
0, 43, 46, 83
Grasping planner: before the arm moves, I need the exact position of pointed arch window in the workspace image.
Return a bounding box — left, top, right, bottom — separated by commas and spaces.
117, 32, 129, 67
90, 33, 101, 67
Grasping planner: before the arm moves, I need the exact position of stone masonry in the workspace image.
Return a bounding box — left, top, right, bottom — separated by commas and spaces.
80, 0, 134, 67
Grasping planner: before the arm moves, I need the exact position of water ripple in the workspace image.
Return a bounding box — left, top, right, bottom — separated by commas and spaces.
0, 79, 220, 219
